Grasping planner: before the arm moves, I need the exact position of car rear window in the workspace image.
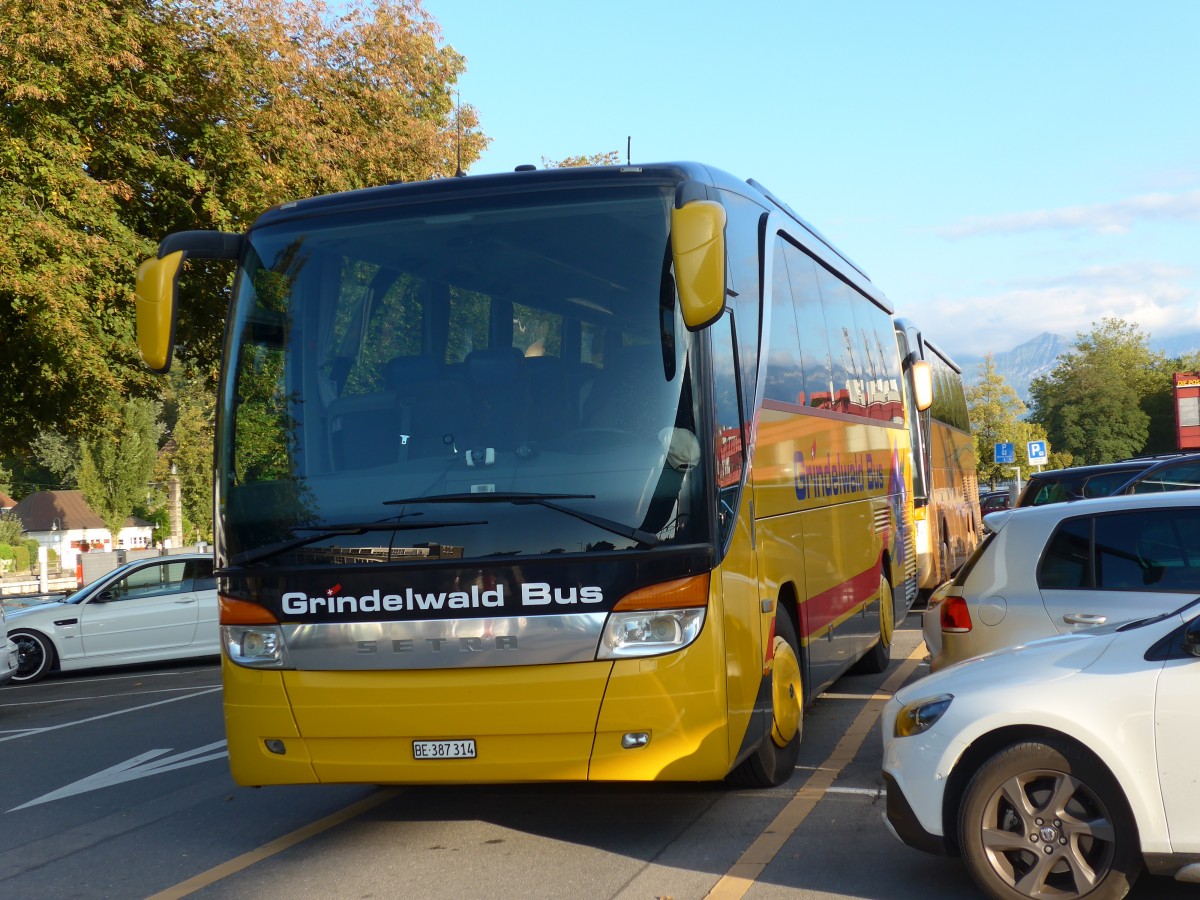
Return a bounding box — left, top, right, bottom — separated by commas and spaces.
952, 531, 997, 587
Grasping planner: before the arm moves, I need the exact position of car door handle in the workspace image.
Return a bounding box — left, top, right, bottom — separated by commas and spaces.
174, 599, 198, 604
1063, 613, 1107, 626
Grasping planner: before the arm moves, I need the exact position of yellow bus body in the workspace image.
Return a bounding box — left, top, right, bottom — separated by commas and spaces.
223, 583, 738, 786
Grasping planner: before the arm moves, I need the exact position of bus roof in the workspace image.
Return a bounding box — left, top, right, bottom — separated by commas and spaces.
249, 162, 870, 284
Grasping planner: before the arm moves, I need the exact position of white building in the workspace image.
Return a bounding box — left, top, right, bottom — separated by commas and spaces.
10, 490, 153, 573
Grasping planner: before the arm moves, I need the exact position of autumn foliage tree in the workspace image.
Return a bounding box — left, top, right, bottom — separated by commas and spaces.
1, 0, 485, 469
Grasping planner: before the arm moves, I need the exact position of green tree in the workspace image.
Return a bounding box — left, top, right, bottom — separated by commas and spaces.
158, 369, 216, 543
1028, 318, 1168, 465
967, 355, 1029, 487
77, 398, 164, 540
0, 510, 22, 545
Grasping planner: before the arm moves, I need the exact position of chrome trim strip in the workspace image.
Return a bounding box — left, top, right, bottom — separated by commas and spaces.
281, 613, 607, 670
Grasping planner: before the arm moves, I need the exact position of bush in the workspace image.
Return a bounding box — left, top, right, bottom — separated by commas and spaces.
0, 542, 12, 574
23, 539, 40, 572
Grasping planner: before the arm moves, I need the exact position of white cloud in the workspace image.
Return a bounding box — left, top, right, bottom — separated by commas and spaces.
913, 262, 1199, 357
938, 189, 1200, 239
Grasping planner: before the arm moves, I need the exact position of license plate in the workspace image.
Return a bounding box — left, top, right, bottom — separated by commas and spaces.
413, 739, 477, 760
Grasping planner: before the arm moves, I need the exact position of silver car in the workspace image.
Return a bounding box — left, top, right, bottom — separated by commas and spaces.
925, 492, 1200, 670
5, 553, 218, 684
0, 601, 17, 685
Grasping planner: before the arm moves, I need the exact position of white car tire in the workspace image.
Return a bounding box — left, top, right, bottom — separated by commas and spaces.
958, 738, 1141, 900
10, 629, 56, 685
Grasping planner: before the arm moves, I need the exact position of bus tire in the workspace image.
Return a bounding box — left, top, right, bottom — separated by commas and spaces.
852, 569, 893, 675
727, 610, 802, 788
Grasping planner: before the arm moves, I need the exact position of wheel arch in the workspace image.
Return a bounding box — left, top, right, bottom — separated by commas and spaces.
941, 725, 1138, 857
775, 579, 807, 702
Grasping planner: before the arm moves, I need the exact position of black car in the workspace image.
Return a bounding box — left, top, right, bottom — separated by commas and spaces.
1015, 453, 1200, 507
1112, 454, 1200, 495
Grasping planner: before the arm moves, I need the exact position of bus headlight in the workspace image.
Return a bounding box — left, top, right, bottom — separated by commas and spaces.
222, 625, 293, 669
597, 608, 706, 659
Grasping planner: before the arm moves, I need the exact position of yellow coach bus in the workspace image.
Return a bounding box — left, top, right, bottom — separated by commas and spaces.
894, 320, 981, 591
135, 163, 930, 788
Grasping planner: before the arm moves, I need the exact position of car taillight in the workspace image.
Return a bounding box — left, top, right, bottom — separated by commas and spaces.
940, 593, 972, 633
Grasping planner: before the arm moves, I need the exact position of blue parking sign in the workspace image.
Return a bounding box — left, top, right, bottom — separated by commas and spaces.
1027, 440, 1048, 465
994, 442, 1015, 464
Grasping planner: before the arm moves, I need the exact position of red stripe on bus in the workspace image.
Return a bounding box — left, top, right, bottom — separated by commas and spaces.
800, 557, 883, 637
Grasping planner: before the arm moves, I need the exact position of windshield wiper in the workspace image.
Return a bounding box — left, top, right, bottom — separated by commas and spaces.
385, 492, 660, 548
225, 519, 487, 568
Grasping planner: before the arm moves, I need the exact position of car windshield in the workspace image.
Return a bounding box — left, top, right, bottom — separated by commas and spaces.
218, 183, 711, 565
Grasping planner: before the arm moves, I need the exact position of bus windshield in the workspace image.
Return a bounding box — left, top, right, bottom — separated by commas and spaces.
217, 183, 711, 565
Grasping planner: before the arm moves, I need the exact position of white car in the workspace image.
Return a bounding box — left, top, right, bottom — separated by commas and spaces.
924, 492, 1200, 670
884, 599, 1200, 899
6, 553, 218, 684
0, 601, 17, 685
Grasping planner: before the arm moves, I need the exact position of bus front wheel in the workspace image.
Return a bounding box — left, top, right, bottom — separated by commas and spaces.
728, 610, 802, 788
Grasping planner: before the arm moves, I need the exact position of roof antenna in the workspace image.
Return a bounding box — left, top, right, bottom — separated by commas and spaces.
455, 91, 465, 177
626, 136, 631, 165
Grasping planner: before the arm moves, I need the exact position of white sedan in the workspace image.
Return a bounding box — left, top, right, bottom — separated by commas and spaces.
5, 553, 218, 684
883, 599, 1200, 899
0, 600, 16, 685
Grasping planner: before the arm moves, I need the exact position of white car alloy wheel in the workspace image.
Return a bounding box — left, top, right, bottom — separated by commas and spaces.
10, 630, 56, 684
958, 738, 1141, 900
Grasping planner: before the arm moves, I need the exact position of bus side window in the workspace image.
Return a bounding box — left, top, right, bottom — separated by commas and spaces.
711, 311, 745, 546
780, 244, 833, 411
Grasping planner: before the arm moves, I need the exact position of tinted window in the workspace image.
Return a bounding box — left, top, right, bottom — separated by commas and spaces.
1039, 509, 1200, 592
1129, 462, 1200, 494
1038, 518, 1092, 589
1082, 471, 1139, 498
109, 561, 190, 601
783, 242, 834, 411
814, 266, 865, 416
719, 190, 764, 412
764, 236, 805, 405
191, 559, 217, 591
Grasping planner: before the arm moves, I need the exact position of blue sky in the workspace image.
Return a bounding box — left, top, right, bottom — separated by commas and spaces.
420, 0, 1199, 362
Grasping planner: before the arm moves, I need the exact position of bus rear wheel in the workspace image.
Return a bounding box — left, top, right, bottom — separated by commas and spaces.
728, 610, 802, 788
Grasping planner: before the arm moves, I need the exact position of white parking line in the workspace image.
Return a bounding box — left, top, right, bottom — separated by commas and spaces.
825, 786, 883, 798
0, 687, 222, 744
0, 684, 220, 711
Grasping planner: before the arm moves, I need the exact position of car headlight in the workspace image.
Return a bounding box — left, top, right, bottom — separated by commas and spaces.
222, 625, 293, 669
597, 608, 706, 659
894, 694, 953, 737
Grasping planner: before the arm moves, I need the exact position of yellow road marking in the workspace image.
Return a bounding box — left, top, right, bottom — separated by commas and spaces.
705, 644, 925, 900
145, 788, 400, 899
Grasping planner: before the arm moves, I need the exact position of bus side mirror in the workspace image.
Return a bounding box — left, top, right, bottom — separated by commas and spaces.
911, 360, 933, 411
135, 230, 244, 374
671, 200, 727, 330
136, 250, 185, 373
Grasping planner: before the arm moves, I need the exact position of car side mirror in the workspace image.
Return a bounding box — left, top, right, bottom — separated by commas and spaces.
1183, 619, 1200, 658
93, 589, 116, 604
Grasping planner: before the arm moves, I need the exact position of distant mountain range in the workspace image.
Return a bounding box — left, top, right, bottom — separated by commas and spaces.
957, 331, 1200, 403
